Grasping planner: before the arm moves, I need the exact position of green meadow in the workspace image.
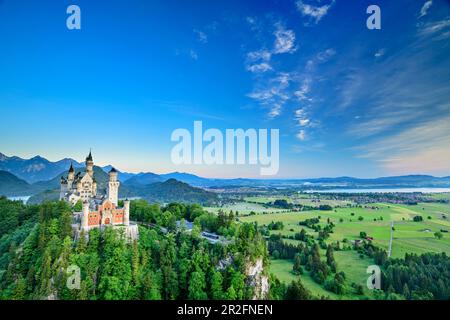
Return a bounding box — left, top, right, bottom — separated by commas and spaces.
204, 201, 287, 215
239, 202, 450, 258
239, 199, 450, 297
269, 250, 376, 299
244, 195, 352, 208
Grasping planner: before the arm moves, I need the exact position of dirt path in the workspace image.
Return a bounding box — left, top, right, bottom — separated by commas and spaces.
388, 221, 394, 258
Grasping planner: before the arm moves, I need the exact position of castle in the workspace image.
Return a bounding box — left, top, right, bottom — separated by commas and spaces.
60, 151, 138, 240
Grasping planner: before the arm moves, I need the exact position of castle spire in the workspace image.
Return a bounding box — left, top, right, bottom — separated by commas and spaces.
85, 149, 94, 178
69, 162, 74, 173
86, 149, 93, 162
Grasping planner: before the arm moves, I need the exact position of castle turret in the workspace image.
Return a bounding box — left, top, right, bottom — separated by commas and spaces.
123, 199, 130, 226
86, 150, 94, 178
59, 176, 68, 200
67, 163, 75, 189
107, 167, 120, 206
68, 163, 75, 179
81, 201, 89, 229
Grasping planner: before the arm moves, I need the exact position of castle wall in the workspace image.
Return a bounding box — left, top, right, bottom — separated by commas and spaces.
86, 204, 125, 227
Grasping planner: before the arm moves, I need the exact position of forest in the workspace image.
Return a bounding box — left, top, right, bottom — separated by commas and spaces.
0, 196, 448, 300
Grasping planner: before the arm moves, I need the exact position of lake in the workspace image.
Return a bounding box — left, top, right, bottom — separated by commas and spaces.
7, 196, 31, 203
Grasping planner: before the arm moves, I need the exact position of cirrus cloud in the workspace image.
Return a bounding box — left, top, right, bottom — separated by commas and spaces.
296, 0, 335, 24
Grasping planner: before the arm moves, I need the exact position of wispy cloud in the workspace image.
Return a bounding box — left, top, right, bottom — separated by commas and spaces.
189, 49, 198, 60
294, 78, 311, 101
246, 50, 273, 73
417, 18, 450, 38
289, 48, 335, 141
374, 48, 386, 58
273, 24, 297, 54
296, 129, 306, 140
293, 106, 320, 141
296, 0, 335, 24
246, 63, 272, 73
419, 1, 433, 18
247, 72, 293, 118
337, 23, 450, 174
305, 48, 335, 72
247, 50, 272, 61
355, 116, 450, 174
245, 21, 298, 116
193, 29, 208, 43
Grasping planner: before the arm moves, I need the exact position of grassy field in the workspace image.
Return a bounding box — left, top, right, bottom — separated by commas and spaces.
429, 193, 450, 201
269, 259, 341, 299
240, 202, 450, 258
239, 196, 450, 299
269, 250, 375, 299
205, 201, 287, 215
244, 195, 353, 208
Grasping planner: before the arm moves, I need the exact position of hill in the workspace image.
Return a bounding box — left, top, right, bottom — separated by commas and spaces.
130, 178, 218, 205
159, 172, 210, 185
0, 170, 32, 196
124, 172, 163, 185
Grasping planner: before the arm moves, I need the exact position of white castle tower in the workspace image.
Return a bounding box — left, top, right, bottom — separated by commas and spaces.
123, 199, 130, 226
107, 167, 120, 206
67, 163, 75, 189
82, 200, 89, 229
86, 150, 94, 178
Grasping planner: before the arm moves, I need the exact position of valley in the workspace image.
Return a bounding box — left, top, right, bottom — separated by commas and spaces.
0, 152, 449, 300
229, 193, 450, 299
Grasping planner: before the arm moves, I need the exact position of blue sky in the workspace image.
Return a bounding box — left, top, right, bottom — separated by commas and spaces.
0, 0, 449, 178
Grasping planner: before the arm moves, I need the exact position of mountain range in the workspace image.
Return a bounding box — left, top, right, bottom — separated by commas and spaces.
1, 152, 450, 194
0, 153, 84, 184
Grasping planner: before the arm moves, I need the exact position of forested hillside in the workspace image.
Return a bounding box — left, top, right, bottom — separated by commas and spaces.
0, 171, 33, 197
0, 198, 268, 299
0, 197, 448, 300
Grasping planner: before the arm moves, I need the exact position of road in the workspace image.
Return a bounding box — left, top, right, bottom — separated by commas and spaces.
135, 221, 230, 245
388, 221, 394, 258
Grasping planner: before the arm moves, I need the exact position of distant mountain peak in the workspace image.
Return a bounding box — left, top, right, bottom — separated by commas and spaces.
30, 155, 46, 161
0, 152, 8, 161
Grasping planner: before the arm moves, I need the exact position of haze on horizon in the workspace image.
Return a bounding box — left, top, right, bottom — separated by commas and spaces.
0, 1, 449, 179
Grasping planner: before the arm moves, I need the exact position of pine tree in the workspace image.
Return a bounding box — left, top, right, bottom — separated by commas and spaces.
13, 276, 27, 300
226, 285, 237, 300
293, 253, 303, 275
285, 279, 311, 300
402, 283, 411, 299
38, 251, 53, 297
326, 245, 335, 266
210, 270, 224, 300
188, 270, 207, 300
